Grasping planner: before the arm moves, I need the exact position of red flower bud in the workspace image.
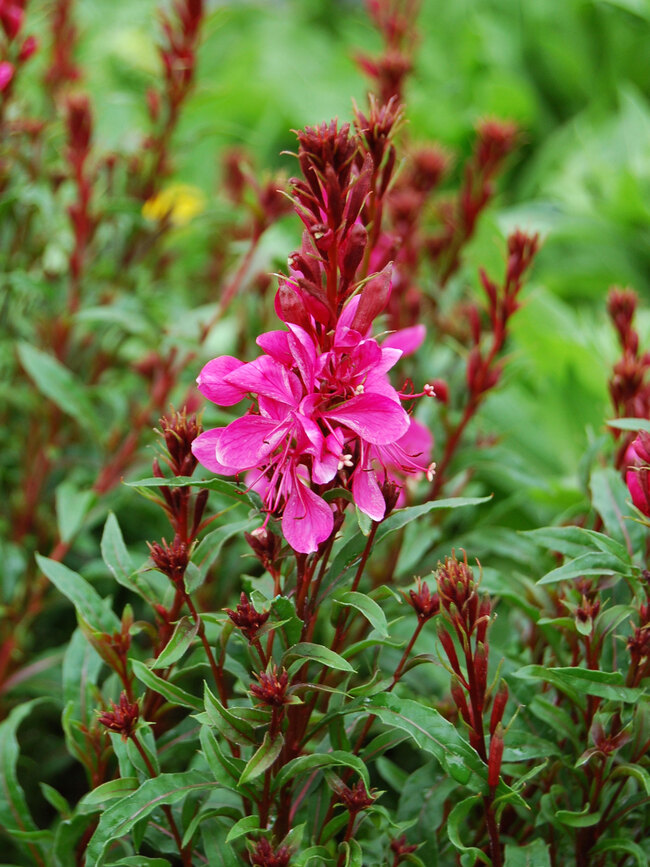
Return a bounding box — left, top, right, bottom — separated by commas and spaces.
487, 724, 504, 788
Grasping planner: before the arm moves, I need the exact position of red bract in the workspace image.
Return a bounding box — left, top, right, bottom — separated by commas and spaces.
250, 838, 291, 867
97, 692, 139, 741
225, 593, 270, 642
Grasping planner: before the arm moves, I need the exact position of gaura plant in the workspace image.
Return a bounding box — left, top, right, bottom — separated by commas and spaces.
3, 1, 650, 867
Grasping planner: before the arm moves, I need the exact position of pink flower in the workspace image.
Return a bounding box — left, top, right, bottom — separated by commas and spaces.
626, 432, 650, 517
0, 61, 14, 92
192, 325, 415, 553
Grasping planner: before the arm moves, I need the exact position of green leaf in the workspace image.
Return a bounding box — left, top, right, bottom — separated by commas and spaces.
368, 694, 524, 805
131, 659, 202, 711
101, 513, 135, 589
504, 840, 551, 866
536, 551, 630, 585
270, 596, 303, 646
106, 858, 171, 866
224, 814, 259, 844
0, 699, 50, 858
199, 726, 245, 790
153, 617, 198, 668
590, 837, 648, 866
125, 475, 255, 505
333, 590, 388, 637
590, 466, 641, 551
607, 418, 650, 433
447, 796, 491, 864
284, 642, 356, 676
515, 665, 645, 703
55, 483, 95, 544
272, 750, 370, 792
523, 526, 630, 561
85, 771, 214, 865
77, 778, 139, 811
239, 732, 284, 785
35, 554, 119, 633
203, 684, 256, 743
554, 805, 601, 827
39, 783, 70, 819
610, 762, 650, 794
17, 342, 100, 435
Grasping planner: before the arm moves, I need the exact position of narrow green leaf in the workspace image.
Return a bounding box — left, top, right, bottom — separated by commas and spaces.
239, 732, 284, 785
131, 659, 202, 711
515, 665, 645, 703
554, 805, 601, 827
607, 418, 650, 433
77, 778, 138, 811
272, 750, 370, 792
0, 700, 47, 848
106, 859, 171, 867
285, 642, 356, 675
125, 475, 255, 505
17, 342, 99, 435
36, 554, 119, 633
224, 814, 259, 844
55, 483, 95, 544
333, 590, 388, 637
203, 684, 256, 743
446, 796, 491, 864
85, 771, 214, 865
101, 513, 135, 588
536, 551, 629, 585
590, 838, 648, 865
190, 517, 258, 590
153, 617, 198, 668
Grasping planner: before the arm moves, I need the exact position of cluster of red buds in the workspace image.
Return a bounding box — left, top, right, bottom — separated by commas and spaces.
152, 409, 207, 541
389, 834, 419, 866
435, 552, 508, 791
280, 99, 402, 339
608, 288, 650, 427
97, 691, 140, 741
407, 577, 440, 622
148, 536, 190, 586
356, 0, 421, 104
225, 592, 270, 642
431, 229, 538, 497
0, 0, 37, 111
249, 837, 291, 867
64, 93, 95, 315
584, 716, 631, 762
430, 119, 518, 287
250, 666, 291, 736
335, 779, 376, 816
43, 0, 79, 93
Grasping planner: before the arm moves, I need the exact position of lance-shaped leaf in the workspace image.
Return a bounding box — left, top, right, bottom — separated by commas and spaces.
284, 642, 356, 676
36, 554, 119, 633
239, 731, 284, 785
85, 771, 215, 865
131, 659, 202, 711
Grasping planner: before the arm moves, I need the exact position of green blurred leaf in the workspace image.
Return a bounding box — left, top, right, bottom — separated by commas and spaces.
85, 771, 214, 865
515, 665, 644, 703
55, 483, 95, 544
17, 342, 100, 435
446, 795, 491, 864
36, 554, 119, 633
504, 840, 551, 866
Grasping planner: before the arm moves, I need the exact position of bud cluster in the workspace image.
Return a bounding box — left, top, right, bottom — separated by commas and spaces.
356, 0, 421, 104
97, 692, 139, 742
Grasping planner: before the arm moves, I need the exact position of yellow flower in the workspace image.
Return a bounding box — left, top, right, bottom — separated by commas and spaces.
142, 184, 206, 227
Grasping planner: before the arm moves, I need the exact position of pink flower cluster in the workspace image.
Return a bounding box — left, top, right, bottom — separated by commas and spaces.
193, 307, 432, 553
193, 114, 434, 553
626, 432, 650, 518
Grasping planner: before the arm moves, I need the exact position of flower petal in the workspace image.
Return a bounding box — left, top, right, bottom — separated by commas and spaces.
197, 356, 246, 406
216, 414, 288, 470
282, 480, 334, 554
192, 428, 239, 475
352, 465, 386, 522
382, 324, 426, 356
325, 393, 410, 445
256, 330, 293, 366
225, 355, 302, 406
